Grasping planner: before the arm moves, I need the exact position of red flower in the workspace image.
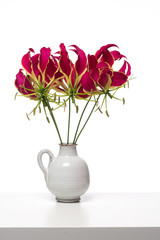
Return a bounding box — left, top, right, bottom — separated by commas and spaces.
53, 43, 89, 98
80, 44, 131, 94
15, 47, 58, 100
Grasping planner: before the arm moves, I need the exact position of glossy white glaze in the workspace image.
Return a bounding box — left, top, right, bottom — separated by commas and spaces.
37, 144, 90, 202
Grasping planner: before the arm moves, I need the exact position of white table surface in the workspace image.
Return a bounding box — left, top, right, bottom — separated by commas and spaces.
1, 193, 160, 240
0, 192, 160, 227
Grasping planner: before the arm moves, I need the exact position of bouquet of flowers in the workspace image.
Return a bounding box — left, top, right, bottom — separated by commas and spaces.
15, 43, 131, 144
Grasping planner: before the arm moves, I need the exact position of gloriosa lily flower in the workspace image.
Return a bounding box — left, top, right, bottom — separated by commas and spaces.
15, 47, 59, 100
80, 44, 131, 94
53, 43, 89, 100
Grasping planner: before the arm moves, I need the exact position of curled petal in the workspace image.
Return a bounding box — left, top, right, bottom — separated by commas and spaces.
111, 50, 126, 60
126, 61, 131, 76
29, 48, 35, 53
80, 72, 97, 92
15, 70, 35, 97
111, 72, 128, 87
21, 51, 32, 74
70, 45, 87, 76
119, 60, 131, 76
39, 47, 51, 73
15, 70, 26, 94
101, 50, 114, 67
119, 61, 127, 73
59, 43, 71, 77
95, 44, 118, 60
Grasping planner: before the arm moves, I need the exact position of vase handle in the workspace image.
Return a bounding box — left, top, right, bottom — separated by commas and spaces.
37, 149, 54, 181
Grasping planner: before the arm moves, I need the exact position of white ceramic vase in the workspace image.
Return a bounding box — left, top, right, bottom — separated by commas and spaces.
37, 144, 90, 203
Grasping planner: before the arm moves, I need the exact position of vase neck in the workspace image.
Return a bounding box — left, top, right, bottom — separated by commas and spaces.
58, 144, 78, 156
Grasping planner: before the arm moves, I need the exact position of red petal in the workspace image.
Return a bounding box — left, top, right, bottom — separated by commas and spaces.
95, 44, 118, 60
126, 61, 131, 76
15, 70, 26, 94
55, 71, 64, 80
88, 55, 97, 71
119, 60, 131, 76
15, 70, 35, 96
119, 61, 127, 74
59, 43, 71, 77
24, 77, 35, 95
29, 48, 35, 53
39, 47, 51, 73
97, 62, 110, 69
70, 45, 87, 76
111, 72, 128, 87
30, 54, 42, 81
88, 55, 99, 82
46, 58, 57, 79
80, 72, 97, 92
90, 68, 99, 83
101, 50, 114, 66
31, 53, 39, 63
98, 71, 110, 88
111, 50, 126, 60
21, 51, 32, 74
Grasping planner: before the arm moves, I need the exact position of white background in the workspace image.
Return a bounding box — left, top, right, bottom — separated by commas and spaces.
0, 0, 160, 194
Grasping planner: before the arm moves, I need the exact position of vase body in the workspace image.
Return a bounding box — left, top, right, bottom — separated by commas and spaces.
37, 144, 90, 203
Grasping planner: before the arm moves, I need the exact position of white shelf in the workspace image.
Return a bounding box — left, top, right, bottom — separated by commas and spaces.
0, 193, 160, 240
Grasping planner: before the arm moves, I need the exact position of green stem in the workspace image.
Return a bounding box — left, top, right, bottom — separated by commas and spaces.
74, 95, 101, 144
73, 95, 92, 144
67, 97, 71, 144
43, 96, 63, 144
